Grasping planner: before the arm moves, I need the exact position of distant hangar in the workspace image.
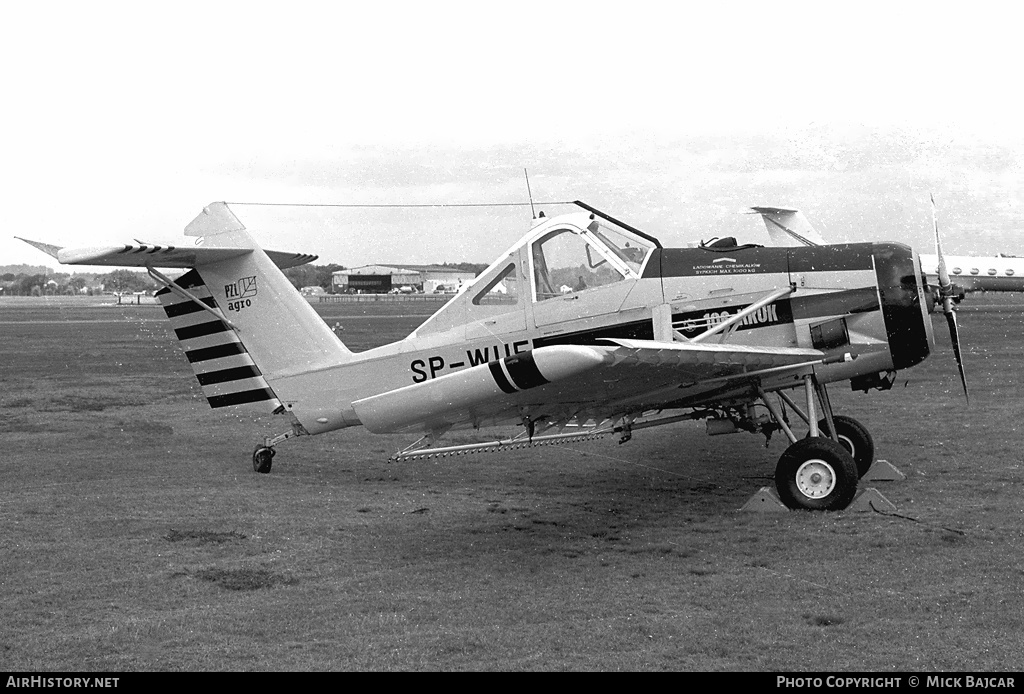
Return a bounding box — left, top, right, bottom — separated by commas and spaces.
332, 265, 477, 294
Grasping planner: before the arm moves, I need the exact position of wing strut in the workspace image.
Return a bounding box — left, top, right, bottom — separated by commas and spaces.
146, 266, 241, 332
689, 285, 796, 344
758, 386, 798, 444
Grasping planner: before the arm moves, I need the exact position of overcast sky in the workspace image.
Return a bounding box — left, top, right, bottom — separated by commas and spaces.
2, 2, 1022, 271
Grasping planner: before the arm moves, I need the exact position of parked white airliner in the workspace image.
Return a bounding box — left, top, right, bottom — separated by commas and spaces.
753, 206, 1024, 303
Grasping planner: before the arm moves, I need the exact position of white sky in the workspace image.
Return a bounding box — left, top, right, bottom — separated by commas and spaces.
2, 1, 1022, 270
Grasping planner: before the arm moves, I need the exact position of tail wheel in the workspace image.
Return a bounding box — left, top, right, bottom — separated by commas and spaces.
252, 446, 275, 474
775, 437, 858, 511
817, 415, 874, 478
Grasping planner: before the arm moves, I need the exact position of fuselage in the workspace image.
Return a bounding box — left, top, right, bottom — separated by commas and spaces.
272, 212, 935, 436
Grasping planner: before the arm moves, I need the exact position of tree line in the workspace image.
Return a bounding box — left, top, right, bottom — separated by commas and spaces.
2, 261, 488, 297
1, 265, 348, 296
0, 269, 155, 296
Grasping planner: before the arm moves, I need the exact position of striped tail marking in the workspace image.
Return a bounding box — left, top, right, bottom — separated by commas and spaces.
155, 270, 280, 410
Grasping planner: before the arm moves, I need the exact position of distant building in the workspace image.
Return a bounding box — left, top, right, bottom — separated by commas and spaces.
332, 265, 477, 294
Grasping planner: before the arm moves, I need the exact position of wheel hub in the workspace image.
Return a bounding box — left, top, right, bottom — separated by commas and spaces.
795, 458, 837, 499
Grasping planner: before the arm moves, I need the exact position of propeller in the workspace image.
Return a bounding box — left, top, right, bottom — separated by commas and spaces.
931, 194, 969, 402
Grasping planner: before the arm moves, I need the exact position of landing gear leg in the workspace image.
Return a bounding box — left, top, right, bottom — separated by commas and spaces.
817, 414, 875, 479
814, 381, 876, 478
764, 375, 859, 511
251, 426, 302, 474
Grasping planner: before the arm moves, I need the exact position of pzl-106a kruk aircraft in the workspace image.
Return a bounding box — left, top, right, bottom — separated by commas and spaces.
19, 200, 968, 511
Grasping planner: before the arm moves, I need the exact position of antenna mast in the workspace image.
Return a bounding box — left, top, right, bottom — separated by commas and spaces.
524, 168, 536, 219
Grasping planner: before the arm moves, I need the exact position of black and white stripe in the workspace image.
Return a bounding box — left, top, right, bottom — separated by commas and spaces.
155, 270, 279, 410
488, 352, 550, 394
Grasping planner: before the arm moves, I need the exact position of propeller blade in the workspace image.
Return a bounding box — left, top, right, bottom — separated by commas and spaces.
932, 193, 952, 292
945, 303, 969, 403
931, 194, 969, 402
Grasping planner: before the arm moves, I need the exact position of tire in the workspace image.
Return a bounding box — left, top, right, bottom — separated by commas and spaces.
817, 414, 874, 478
775, 437, 859, 511
252, 447, 275, 474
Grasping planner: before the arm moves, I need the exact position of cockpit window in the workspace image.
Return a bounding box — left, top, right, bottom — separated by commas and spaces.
586, 219, 653, 273
532, 228, 627, 301
472, 262, 519, 305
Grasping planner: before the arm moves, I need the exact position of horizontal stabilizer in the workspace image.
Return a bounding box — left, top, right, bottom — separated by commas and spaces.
264, 249, 320, 269
59, 245, 251, 267
16, 239, 317, 269
13, 237, 63, 260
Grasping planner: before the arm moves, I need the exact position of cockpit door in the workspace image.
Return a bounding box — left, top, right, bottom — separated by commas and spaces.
529, 225, 637, 328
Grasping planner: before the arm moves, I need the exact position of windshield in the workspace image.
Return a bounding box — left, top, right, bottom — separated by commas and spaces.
585, 219, 654, 275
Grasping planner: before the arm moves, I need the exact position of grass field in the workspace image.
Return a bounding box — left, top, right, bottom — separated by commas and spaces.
2, 295, 1023, 671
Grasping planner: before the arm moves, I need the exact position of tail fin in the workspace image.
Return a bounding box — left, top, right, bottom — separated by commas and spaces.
184, 203, 352, 370
157, 203, 352, 412
750, 207, 824, 247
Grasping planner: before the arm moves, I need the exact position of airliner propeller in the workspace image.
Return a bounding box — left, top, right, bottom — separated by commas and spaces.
932, 194, 969, 402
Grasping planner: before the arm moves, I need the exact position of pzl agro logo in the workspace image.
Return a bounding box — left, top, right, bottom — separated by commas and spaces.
224, 276, 257, 312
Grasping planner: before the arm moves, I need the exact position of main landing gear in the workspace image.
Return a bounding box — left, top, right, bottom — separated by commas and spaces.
760, 376, 872, 511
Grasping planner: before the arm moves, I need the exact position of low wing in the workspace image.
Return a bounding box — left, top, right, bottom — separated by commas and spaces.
15, 238, 317, 270
353, 341, 824, 434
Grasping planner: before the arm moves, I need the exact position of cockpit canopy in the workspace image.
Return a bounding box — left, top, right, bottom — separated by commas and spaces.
471, 206, 657, 307
530, 217, 654, 300
411, 203, 660, 337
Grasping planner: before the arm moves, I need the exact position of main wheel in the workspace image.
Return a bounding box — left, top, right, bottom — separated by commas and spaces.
775, 437, 858, 511
817, 414, 874, 478
252, 446, 275, 474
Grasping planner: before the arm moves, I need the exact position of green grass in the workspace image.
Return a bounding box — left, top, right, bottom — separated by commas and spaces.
1, 297, 1023, 670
